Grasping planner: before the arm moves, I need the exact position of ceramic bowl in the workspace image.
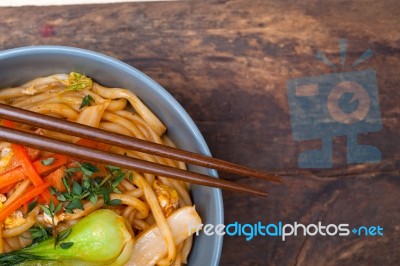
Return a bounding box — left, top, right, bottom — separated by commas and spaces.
0, 46, 223, 266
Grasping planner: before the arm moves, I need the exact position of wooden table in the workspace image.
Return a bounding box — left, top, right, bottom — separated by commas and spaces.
1, 1, 399, 265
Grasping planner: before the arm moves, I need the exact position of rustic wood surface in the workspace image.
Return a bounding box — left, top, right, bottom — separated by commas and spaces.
0, 0, 399, 265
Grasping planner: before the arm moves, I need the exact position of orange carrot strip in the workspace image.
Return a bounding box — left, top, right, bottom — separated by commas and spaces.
49, 194, 59, 206
42, 166, 67, 205
0, 147, 41, 175
37, 193, 59, 207
41, 190, 51, 204
0, 182, 50, 223
1, 119, 15, 128
23, 202, 29, 214
33, 154, 69, 175
0, 184, 15, 194
11, 144, 43, 187
0, 154, 69, 190
40, 191, 60, 206
0, 168, 25, 190
76, 138, 111, 151
44, 166, 66, 192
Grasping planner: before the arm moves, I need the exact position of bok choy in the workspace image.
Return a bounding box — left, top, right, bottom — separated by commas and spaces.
0, 209, 134, 266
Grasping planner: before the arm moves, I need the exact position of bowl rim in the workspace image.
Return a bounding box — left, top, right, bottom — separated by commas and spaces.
0, 45, 224, 265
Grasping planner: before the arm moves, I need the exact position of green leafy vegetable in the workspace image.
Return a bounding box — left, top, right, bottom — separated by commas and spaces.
0, 210, 134, 266
79, 95, 95, 109
64, 72, 93, 92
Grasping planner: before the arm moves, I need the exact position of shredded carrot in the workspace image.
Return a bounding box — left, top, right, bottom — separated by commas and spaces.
11, 144, 43, 187
0, 147, 41, 175
41, 166, 66, 205
76, 138, 111, 151
33, 154, 69, 175
0, 167, 25, 191
0, 182, 50, 223
44, 166, 66, 192
39, 190, 56, 205
22, 202, 29, 214
0, 184, 14, 194
1, 119, 15, 128
0, 154, 69, 190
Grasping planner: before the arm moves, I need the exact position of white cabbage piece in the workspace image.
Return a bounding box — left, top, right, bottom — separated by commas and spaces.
127, 206, 202, 266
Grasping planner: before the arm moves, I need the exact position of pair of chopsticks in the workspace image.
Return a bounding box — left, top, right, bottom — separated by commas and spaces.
0, 103, 281, 197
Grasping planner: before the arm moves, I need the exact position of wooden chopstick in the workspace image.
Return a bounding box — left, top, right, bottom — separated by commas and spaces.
0, 103, 281, 183
0, 126, 268, 197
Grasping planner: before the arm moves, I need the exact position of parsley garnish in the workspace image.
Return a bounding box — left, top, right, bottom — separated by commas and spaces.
28, 225, 52, 244
79, 95, 95, 109
41, 158, 55, 166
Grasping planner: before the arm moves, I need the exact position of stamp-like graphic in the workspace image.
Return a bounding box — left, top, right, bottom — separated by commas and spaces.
287, 39, 382, 168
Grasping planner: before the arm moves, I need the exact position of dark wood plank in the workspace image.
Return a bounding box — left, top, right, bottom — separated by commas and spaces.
0, 0, 399, 265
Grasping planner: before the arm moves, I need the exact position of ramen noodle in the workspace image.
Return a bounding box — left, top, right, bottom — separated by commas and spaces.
0, 73, 200, 265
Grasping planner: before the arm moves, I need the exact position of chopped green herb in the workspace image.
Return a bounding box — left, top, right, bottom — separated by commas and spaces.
56, 193, 67, 202
108, 199, 122, 206
62, 176, 71, 194
49, 187, 57, 195
79, 95, 95, 109
66, 162, 99, 178
28, 225, 52, 244
65, 199, 84, 212
26, 200, 38, 214
89, 194, 98, 206
40, 200, 63, 230
54, 203, 63, 214
65, 72, 93, 92
58, 228, 72, 242
40, 205, 51, 217
72, 180, 82, 196
60, 242, 74, 249
128, 172, 134, 182
41, 158, 55, 166
53, 162, 126, 212
54, 228, 72, 249
106, 165, 120, 172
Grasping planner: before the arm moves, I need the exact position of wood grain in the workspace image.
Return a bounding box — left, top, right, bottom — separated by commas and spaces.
0, 0, 399, 265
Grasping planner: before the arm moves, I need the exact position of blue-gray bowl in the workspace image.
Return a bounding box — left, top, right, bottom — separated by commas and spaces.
0, 46, 223, 266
